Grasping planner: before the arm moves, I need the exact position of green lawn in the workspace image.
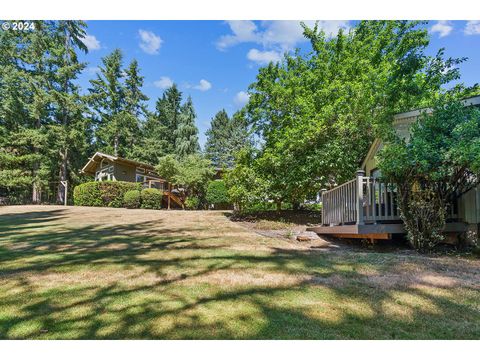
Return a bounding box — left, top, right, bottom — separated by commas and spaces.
0, 205, 479, 339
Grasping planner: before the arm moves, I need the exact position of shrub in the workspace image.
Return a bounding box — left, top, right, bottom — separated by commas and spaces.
99, 181, 142, 208
206, 180, 230, 209
141, 188, 163, 209
73, 182, 102, 207
184, 196, 199, 210
302, 203, 322, 212
74, 181, 141, 207
123, 190, 141, 209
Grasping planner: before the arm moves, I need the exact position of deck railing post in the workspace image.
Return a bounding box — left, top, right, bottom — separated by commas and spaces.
356, 170, 365, 225
320, 188, 327, 225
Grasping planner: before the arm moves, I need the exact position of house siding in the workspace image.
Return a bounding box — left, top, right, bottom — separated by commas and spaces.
113, 163, 136, 182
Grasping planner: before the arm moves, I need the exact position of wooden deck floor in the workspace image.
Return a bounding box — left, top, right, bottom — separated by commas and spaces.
307, 222, 468, 240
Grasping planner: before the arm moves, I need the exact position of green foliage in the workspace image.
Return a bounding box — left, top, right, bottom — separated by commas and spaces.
156, 84, 183, 152
123, 190, 141, 209
378, 97, 480, 251
205, 109, 251, 168
140, 188, 163, 210
175, 96, 200, 157
155, 154, 214, 207
73, 181, 141, 207
205, 109, 231, 167
131, 84, 200, 164
206, 180, 230, 207
245, 20, 473, 207
302, 203, 322, 212
174, 154, 216, 200
184, 196, 200, 210
0, 21, 92, 204
155, 154, 180, 183
225, 148, 267, 211
89, 49, 147, 158
73, 182, 102, 207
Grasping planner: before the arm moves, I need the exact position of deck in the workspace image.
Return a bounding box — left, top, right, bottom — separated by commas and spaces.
307, 222, 468, 240
310, 170, 465, 240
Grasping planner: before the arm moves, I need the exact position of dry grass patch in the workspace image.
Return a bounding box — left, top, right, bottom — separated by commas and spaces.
0, 205, 479, 339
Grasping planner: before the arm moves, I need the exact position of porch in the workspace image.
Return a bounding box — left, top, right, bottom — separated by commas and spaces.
308, 170, 467, 239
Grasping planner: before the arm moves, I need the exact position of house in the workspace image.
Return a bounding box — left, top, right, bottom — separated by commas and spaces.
309, 95, 480, 241
81, 152, 183, 208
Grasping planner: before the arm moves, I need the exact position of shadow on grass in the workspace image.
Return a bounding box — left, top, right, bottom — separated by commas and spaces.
226, 210, 321, 226
0, 208, 478, 339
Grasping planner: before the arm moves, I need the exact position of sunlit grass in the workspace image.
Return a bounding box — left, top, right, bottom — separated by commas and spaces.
0, 205, 478, 339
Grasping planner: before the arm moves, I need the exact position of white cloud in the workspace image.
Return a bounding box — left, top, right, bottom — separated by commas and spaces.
234, 91, 250, 106
464, 21, 480, 35
185, 79, 213, 91
154, 76, 174, 89
216, 20, 349, 52
82, 34, 100, 51
247, 48, 282, 65
139, 29, 163, 54
193, 79, 212, 91
216, 20, 259, 50
430, 21, 453, 38
86, 66, 100, 75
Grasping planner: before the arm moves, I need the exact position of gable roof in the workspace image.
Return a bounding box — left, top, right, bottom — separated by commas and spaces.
81, 152, 155, 175
360, 95, 480, 170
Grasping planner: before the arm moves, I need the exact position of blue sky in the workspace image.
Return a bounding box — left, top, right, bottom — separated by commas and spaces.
76, 20, 480, 147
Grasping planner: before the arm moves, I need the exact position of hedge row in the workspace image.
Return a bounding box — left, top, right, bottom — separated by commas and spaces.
74, 181, 143, 208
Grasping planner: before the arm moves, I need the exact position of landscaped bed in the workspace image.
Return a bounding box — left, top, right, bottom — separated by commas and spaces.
0, 205, 478, 339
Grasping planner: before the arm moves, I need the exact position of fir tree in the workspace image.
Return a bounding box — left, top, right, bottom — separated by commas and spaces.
205, 109, 231, 167
124, 59, 149, 119
205, 109, 250, 168
89, 49, 139, 157
156, 84, 182, 151
175, 96, 200, 157
229, 109, 251, 157
51, 20, 90, 203
0, 21, 53, 203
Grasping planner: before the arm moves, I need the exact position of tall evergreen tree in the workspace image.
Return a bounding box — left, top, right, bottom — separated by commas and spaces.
205, 109, 250, 167
175, 96, 200, 157
130, 111, 170, 165
229, 109, 251, 156
0, 21, 54, 203
205, 109, 231, 167
157, 84, 182, 150
89, 49, 139, 157
132, 84, 184, 164
51, 20, 90, 203
124, 59, 149, 119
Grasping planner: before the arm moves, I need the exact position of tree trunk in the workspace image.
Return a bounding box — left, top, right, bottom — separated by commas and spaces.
276, 201, 282, 212
32, 116, 41, 204
57, 148, 68, 204
292, 201, 300, 211
32, 174, 41, 204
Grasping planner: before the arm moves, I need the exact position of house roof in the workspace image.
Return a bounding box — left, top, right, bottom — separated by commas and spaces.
361, 95, 480, 170
81, 152, 155, 175
81, 152, 227, 177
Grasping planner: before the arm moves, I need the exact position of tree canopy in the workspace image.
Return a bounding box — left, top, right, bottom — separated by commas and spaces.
241, 20, 475, 207
378, 96, 480, 250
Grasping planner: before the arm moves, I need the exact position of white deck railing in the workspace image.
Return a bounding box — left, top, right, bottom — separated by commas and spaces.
321, 171, 458, 226
322, 171, 401, 226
